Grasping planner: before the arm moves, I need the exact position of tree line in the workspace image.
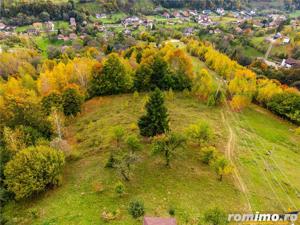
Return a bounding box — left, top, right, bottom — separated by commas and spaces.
0, 0, 87, 26
186, 38, 300, 124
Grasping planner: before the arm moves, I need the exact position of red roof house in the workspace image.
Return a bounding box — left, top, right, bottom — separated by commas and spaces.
143, 217, 177, 225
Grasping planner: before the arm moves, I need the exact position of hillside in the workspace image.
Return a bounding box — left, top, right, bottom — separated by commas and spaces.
2, 92, 299, 224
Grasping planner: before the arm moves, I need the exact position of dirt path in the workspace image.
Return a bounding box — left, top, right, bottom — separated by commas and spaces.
221, 111, 253, 212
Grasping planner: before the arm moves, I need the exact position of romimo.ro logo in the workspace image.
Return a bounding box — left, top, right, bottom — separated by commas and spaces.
228, 212, 299, 224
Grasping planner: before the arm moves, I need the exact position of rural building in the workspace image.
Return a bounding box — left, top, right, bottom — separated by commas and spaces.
0, 22, 6, 30
281, 58, 300, 68
45, 21, 55, 32
216, 8, 225, 16
143, 217, 177, 225
70, 17, 76, 27
163, 12, 170, 19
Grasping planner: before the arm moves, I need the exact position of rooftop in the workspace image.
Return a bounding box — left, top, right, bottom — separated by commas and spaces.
143, 217, 177, 225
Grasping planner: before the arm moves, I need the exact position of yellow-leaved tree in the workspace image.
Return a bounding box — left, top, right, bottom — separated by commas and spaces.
229, 69, 256, 111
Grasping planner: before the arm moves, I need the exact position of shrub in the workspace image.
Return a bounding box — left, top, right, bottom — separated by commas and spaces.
200, 146, 218, 165
62, 87, 83, 116
101, 209, 120, 222
126, 135, 142, 153
186, 121, 213, 146
204, 207, 228, 225
105, 154, 116, 168
115, 181, 125, 196
112, 126, 125, 148
168, 207, 176, 216
128, 199, 145, 219
4, 145, 65, 200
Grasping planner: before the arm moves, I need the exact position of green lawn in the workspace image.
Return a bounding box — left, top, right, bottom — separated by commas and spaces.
289, 10, 300, 18
3, 92, 300, 224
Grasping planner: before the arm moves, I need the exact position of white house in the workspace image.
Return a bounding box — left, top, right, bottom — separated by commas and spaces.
282, 37, 290, 44
216, 8, 225, 16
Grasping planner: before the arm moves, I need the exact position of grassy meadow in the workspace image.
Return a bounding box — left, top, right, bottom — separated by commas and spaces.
3, 92, 300, 225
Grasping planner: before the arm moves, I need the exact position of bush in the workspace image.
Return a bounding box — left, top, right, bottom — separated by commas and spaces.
115, 181, 125, 196
101, 209, 120, 222
200, 146, 218, 165
186, 121, 213, 146
105, 154, 116, 168
126, 135, 142, 153
128, 199, 145, 218
62, 87, 83, 116
168, 207, 176, 216
4, 145, 65, 200
204, 207, 228, 225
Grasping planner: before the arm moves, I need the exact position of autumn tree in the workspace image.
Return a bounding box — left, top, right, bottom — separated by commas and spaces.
88, 53, 132, 96
229, 69, 256, 111
152, 132, 186, 167
4, 145, 65, 200
186, 121, 214, 146
138, 88, 169, 137
213, 156, 232, 181
192, 69, 214, 101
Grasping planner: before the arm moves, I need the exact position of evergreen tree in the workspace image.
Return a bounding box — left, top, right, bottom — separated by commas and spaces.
138, 88, 169, 137
150, 55, 169, 90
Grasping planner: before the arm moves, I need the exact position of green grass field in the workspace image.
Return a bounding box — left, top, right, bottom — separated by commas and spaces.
3, 92, 300, 225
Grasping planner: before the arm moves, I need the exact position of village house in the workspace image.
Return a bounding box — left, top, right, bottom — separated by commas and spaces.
198, 15, 212, 26
143, 217, 177, 225
32, 22, 43, 31
183, 27, 194, 36
122, 16, 142, 27
27, 28, 39, 36
173, 11, 181, 18
202, 10, 212, 15
281, 58, 300, 68
216, 8, 225, 16
181, 10, 189, 17
69, 33, 77, 40
144, 19, 154, 29
96, 13, 107, 19
235, 26, 243, 34
123, 29, 131, 36
163, 12, 170, 19
231, 11, 240, 18
282, 37, 290, 44
0, 22, 6, 30
273, 32, 282, 39
188, 10, 198, 17
45, 21, 55, 32
94, 23, 105, 32
268, 14, 286, 27
70, 17, 76, 28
